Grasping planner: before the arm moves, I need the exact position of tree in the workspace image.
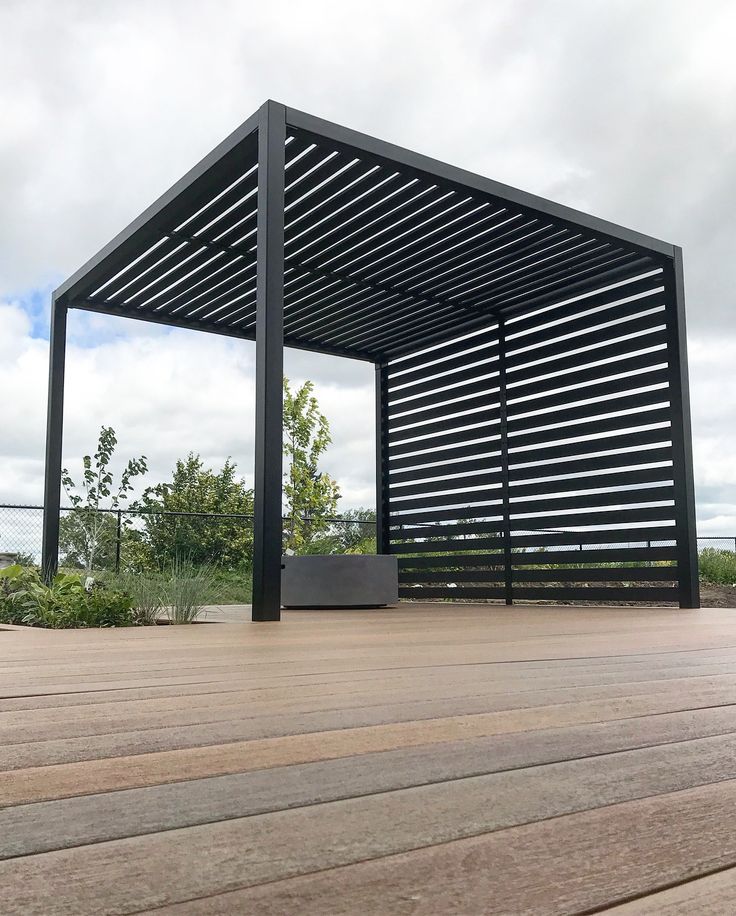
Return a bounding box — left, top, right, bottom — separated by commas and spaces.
283, 378, 341, 553
303, 507, 376, 555
60, 426, 147, 572
135, 454, 254, 568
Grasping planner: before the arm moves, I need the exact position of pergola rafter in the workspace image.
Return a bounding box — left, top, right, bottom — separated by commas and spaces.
42, 100, 699, 618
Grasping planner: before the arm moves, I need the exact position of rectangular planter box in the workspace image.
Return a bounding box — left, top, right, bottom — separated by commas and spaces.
281, 555, 399, 608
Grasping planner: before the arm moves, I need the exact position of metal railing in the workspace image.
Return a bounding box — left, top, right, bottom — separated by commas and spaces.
0, 503, 375, 570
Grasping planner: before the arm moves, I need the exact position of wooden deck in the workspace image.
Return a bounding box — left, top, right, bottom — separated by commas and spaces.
3, 604, 736, 914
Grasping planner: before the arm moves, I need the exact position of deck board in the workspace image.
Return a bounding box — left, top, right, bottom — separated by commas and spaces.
2, 603, 736, 914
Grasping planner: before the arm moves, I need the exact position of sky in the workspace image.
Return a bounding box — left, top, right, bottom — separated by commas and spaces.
0, 0, 734, 532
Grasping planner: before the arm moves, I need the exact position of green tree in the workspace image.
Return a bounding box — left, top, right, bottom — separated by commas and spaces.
60, 426, 147, 573
135, 454, 253, 568
283, 378, 341, 553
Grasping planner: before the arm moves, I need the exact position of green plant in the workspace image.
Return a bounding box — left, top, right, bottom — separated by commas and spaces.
61, 425, 147, 572
283, 378, 340, 553
108, 571, 164, 625
699, 548, 736, 585
162, 559, 218, 624
0, 565, 134, 628
134, 454, 253, 569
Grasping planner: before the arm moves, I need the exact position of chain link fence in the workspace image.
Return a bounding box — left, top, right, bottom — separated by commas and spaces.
0, 504, 376, 570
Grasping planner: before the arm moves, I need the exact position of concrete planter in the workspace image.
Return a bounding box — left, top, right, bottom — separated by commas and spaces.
281, 555, 398, 608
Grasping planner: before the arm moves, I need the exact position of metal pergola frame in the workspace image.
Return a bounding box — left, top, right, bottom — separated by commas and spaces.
42, 100, 699, 618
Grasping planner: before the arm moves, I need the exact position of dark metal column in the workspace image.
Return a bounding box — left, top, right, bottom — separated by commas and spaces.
375, 362, 390, 554
41, 295, 68, 581
664, 248, 700, 608
252, 101, 286, 621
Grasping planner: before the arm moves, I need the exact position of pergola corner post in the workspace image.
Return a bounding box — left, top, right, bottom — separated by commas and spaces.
251, 101, 286, 621
375, 362, 390, 554
665, 247, 700, 609
41, 294, 68, 582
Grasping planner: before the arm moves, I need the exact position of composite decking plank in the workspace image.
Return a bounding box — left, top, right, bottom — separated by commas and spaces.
4, 730, 736, 861
139, 780, 736, 916
3, 777, 736, 915
3, 700, 736, 808
4, 680, 736, 771
600, 867, 736, 913
6, 668, 736, 745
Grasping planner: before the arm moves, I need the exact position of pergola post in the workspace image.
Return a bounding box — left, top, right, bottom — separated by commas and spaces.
41, 295, 68, 581
375, 362, 389, 554
251, 101, 286, 621
665, 247, 700, 609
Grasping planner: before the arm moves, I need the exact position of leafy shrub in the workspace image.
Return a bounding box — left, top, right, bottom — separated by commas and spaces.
699, 548, 736, 585
0, 565, 134, 628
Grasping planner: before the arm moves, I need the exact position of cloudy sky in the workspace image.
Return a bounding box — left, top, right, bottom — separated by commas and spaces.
1, 0, 734, 532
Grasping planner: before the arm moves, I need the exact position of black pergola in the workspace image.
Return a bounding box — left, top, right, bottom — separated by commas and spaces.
42, 100, 699, 618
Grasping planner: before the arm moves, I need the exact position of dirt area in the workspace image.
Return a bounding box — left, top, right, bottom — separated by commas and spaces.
701, 583, 736, 607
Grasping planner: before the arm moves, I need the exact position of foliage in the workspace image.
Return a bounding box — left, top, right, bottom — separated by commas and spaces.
133, 454, 253, 570
109, 570, 164, 625
302, 508, 376, 555
61, 426, 147, 573
59, 511, 118, 570
0, 565, 134, 628
161, 558, 218, 624
283, 378, 341, 553
699, 548, 736, 585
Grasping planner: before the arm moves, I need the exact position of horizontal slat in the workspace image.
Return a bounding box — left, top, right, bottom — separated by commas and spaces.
389, 486, 502, 512
509, 466, 673, 499
508, 446, 673, 482
388, 423, 502, 458
392, 519, 504, 539
509, 407, 671, 452
390, 471, 504, 498
506, 349, 669, 405
507, 389, 670, 436
509, 505, 676, 529
513, 566, 678, 582
399, 569, 505, 583
508, 527, 676, 549
505, 295, 664, 356
507, 426, 671, 467
510, 546, 679, 566
509, 485, 674, 517
505, 310, 666, 373
392, 504, 504, 525
398, 586, 506, 599
390, 536, 504, 554
389, 392, 502, 431
388, 407, 502, 445
504, 328, 668, 387
387, 376, 501, 419
386, 328, 500, 375
507, 367, 670, 417
388, 439, 502, 471
504, 271, 664, 337
510, 586, 678, 602
397, 553, 505, 569
387, 358, 500, 404
387, 339, 500, 389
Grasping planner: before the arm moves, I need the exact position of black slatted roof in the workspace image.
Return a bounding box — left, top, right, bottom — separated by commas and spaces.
55, 102, 672, 362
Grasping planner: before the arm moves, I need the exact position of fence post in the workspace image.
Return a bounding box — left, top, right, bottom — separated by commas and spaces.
115, 509, 122, 573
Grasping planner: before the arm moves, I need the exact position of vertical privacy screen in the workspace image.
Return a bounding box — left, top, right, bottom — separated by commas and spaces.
44, 101, 698, 619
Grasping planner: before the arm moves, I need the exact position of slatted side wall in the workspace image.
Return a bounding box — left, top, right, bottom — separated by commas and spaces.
386, 268, 686, 606
385, 327, 507, 601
